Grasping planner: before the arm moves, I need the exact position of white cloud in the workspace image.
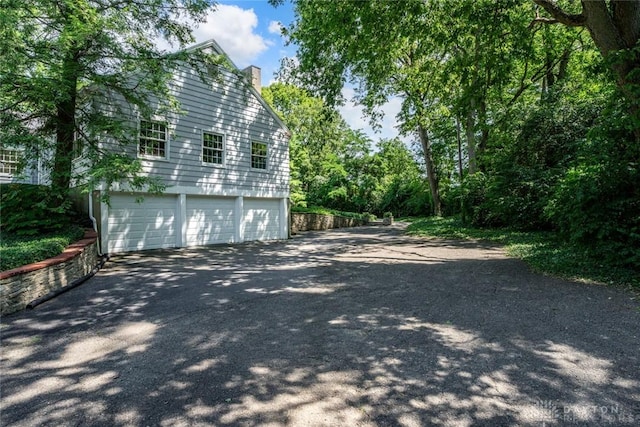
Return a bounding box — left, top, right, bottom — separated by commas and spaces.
268, 20, 283, 35
192, 5, 271, 68
155, 5, 271, 68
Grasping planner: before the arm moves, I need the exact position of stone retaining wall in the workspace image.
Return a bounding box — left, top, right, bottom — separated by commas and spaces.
291, 213, 366, 234
0, 230, 100, 315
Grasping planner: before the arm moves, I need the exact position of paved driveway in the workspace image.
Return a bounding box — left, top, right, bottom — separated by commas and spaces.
1, 224, 639, 426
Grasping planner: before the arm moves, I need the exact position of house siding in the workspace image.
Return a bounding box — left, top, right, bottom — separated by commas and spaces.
97, 63, 289, 196
92, 45, 290, 254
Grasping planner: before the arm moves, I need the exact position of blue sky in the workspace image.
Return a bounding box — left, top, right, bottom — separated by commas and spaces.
182, 0, 403, 143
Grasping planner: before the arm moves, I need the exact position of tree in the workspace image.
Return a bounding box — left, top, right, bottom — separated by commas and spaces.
532, 0, 640, 134
263, 82, 428, 215
262, 82, 352, 206
0, 0, 220, 202
276, 0, 449, 214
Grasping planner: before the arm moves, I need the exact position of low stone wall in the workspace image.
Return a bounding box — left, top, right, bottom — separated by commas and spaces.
291, 213, 366, 234
0, 230, 100, 315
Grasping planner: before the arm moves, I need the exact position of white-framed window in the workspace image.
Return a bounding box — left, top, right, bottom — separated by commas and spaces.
139, 120, 168, 159
72, 133, 83, 159
251, 141, 268, 170
202, 131, 225, 165
0, 147, 21, 175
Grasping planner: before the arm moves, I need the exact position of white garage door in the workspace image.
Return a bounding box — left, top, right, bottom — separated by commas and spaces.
243, 198, 281, 241
107, 194, 177, 253
186, 196, 235, 246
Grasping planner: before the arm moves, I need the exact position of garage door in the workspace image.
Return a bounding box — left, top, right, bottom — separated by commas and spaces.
186, 196, 235, 246
243, 198, 281, 241
107, 194, 177, 253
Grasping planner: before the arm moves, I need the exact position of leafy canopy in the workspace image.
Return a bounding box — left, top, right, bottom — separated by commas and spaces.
0, 0, 221, 197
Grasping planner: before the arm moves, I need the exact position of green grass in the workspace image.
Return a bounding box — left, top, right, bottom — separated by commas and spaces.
406, 216, 639, 290
0, 225, 85, 272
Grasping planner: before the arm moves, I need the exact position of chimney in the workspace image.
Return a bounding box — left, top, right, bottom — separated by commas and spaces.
243, 65, 261, 94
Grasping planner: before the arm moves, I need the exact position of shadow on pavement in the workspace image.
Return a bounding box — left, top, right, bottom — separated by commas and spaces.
2, 224, 639, 426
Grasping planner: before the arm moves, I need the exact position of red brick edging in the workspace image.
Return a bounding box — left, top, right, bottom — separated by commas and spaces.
0, 230, 98, 280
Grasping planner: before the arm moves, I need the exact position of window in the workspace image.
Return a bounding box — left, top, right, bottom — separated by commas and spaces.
202, 132, 224, 165
251, 141, 267, 170
139, 120, 167, 158
0, 148, 20, 175
72, 135, 83, 159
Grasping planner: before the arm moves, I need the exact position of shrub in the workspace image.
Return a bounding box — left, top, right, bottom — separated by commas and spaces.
544, 104, 640, 270
475, 96, 600, 230
362, 212, 377, 222
0, 184, 76, 235
459, 172, 491, 226
0, 226, 85, 271
546, 156, 640, 270
378, 178, 431, 218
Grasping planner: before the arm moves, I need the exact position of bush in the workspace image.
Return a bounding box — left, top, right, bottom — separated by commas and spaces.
544, 101, 640, 271
0, 184, 76, 235
546, 153, 640, 270
0, 226, 85, 271
458, 172, 491, 226
378, 178, 431, 218
474, 96, 600, 230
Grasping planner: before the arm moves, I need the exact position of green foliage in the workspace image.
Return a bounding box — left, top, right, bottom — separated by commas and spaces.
458, 172, 489, 226
263, 83, 430, 217
1, 0, 220, 196
0, 184, 78, 235
0, 225, 85, 271
406, 216, 639, 289
378, 178, 432, 218
545, 108, 640, 269
471, 95, 603, 229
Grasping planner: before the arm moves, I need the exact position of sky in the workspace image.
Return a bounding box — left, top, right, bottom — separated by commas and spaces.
178, 0, 403, 143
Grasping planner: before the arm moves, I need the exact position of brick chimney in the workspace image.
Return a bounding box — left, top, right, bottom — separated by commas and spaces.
243, 65, 261, 94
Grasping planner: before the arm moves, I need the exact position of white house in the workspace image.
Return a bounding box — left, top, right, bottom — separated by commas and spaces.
4, 39, 291, 254
91, 39, 290, 254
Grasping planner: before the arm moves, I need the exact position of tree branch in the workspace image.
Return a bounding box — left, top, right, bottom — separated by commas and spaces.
532, 0, 587, 27
530, 17, 560, 26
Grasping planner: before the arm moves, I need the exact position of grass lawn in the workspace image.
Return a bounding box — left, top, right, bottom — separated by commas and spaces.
405, 216, 639, 291
0, 226, 85, 272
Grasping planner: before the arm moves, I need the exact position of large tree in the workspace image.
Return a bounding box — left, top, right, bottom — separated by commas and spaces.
262, 82, 353, 206
276, 0, 545, 215
533, 0, 640, 132
0, 0, 220, 200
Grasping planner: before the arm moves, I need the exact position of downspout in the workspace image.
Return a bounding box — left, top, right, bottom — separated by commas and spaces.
88, 189, 104, 256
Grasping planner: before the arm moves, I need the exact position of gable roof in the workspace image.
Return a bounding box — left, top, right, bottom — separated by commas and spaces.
184, 39, 290, 138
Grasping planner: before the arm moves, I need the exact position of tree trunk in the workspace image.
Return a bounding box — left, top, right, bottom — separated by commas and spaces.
533, 0, 640, 139
417, 125, 442, 216
464, 106, 477, 175
51, 52, 79, 199
455, 117, 464, 182
582, 1, 640, 131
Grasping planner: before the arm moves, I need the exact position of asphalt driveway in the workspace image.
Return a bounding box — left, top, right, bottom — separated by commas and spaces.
1, 224, 639, 426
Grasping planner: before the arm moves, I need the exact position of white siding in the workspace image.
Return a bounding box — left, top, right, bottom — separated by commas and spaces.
243, 198, 281, 241
97, 63, 290, 197
186, 196, 235, 246
96, 41, 290, 253
107, 194, 177, 253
